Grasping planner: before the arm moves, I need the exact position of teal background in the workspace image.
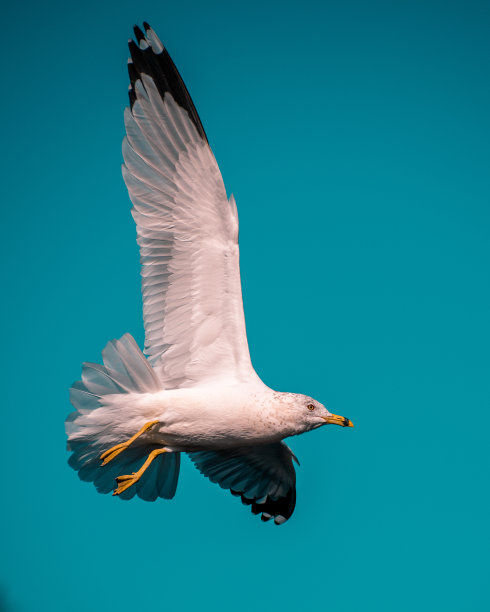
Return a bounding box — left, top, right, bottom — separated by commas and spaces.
1, 0, 489, 610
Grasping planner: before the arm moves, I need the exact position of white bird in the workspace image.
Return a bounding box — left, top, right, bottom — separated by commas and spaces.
65, 23, 353, 525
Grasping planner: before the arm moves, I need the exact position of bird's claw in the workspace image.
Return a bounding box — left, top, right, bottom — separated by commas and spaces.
100, 444, 128, 465
115, 473, 136, 481
112, 448, 167, 496
113, 473, 140, 495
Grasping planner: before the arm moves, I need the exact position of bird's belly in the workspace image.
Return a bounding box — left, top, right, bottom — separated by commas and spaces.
151, 407, 279, 451
153, 418, 283, 451
139, 386, 284, 451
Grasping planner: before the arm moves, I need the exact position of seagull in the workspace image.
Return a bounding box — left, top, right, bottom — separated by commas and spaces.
65, 22, 353, 525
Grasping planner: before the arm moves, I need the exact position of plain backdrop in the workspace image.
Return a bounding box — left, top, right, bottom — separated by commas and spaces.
1, 1, 489, 610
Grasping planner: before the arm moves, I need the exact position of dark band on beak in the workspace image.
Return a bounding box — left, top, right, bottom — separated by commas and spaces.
322, 413, 354, 427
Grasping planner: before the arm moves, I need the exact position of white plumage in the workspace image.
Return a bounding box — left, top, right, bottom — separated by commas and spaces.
65, 23, 352, 524
125, 79, 255, 388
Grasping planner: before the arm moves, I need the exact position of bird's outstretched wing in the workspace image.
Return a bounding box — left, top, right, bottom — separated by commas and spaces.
188, 443, 298, 524
123, 24, 259, 389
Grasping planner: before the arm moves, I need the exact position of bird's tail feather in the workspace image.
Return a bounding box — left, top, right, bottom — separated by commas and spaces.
65, 333, 180, 501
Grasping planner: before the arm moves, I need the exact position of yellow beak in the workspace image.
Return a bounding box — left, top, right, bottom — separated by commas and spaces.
322, 413, 354, 428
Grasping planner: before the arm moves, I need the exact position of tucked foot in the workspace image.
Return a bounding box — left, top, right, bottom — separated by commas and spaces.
113, 472, 140, 495
112, 447, 168, 496
100, 443, 128, 466
100, 420, 159, 466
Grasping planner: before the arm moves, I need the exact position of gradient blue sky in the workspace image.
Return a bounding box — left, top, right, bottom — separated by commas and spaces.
1, 1, 489, 610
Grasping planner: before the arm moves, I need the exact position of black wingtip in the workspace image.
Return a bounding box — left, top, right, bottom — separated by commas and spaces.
133, 24, 145, 43
143, 21, 151, 32
234, 488, 296, 524
126, 23, 208, 143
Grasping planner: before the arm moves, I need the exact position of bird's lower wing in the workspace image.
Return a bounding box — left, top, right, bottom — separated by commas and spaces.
123, 24, 258, 389
188, 442, 298, 524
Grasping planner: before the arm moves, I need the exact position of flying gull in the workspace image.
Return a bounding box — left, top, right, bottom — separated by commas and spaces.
65, 23, 353, 525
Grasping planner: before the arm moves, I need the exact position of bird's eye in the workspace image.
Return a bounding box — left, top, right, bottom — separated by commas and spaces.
307, 404, 315, 411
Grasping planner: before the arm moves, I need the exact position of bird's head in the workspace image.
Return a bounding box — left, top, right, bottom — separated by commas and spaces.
286, 394, 354, 433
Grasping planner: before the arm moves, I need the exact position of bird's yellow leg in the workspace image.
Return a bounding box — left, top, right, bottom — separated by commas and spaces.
100, 420, 159, 466
113, 448, 168, 496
